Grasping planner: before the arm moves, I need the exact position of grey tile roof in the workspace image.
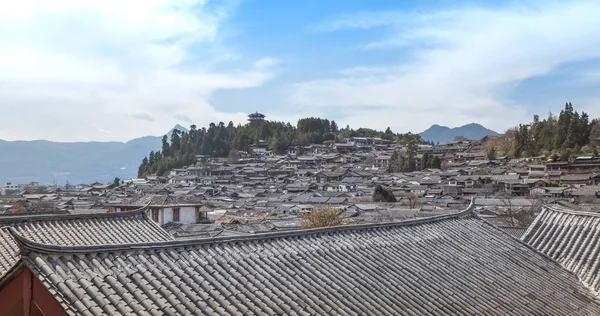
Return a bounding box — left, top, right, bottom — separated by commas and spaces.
522, 205, 600, 296
0, 207, 173, 281
8, 204, 600, 315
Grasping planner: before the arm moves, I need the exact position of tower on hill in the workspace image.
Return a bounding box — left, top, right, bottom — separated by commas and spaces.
248, 112, 266, 123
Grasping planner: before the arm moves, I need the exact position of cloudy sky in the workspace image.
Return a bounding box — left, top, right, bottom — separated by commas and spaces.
1, 0, 600, 142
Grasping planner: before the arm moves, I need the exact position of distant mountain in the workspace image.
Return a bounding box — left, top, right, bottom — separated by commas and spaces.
0, 125, 186, 185
419, 123, 499, 144
169, 124, 189, 135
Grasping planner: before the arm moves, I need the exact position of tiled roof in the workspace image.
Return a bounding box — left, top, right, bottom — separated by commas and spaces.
8, 203, 600, 315
0, 207, 173, 281
521, 205, 600, 296
124, 194, 204, 207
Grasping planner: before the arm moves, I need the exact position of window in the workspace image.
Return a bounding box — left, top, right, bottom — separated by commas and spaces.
173, 208, 180, 222
151, 208, 159, 222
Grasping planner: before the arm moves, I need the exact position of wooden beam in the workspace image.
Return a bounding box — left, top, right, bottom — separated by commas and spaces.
23, 269, 32, 316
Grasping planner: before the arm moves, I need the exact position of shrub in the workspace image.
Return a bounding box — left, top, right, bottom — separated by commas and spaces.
300, 205, 342, 229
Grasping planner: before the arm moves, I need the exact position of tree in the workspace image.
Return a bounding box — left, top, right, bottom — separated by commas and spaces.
559, 148, 572, 161
372, 185, 397, 202
406, 193, 419, 208
30, 200, 57, 213
486, 145, 497, 160
388, 150, 400, 173
228, 149, 240, 164
113, 177, 121, 186
161, 135, 170, 157
431, 156, 442, 169
300, 205, 342, 229
594, 147, 599, 158
403, 138, 418, 172
573, 144, 582, 155
590, 122, 600, 146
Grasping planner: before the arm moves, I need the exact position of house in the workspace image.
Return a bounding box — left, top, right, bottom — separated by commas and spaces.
1, 183, 20, 196
374, 155, 391, 169
110, 195, 208, 225
333, 143, 357, 154
249, 140, 269, 154
560, 174, 592, 187
169, 168, 188, 176
3, 202, 600, 315
287, 146, 298, 156
320, 183, 357, 193
527, 164, 546, 173
0, 207, 173, 287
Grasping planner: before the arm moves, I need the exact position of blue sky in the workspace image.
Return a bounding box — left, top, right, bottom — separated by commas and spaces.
1, 0, 600, 141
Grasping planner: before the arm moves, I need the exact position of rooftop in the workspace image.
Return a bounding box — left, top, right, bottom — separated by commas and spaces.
7, 201, 600, 315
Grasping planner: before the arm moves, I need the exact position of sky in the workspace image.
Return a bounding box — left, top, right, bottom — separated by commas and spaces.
2, 0, 600, 142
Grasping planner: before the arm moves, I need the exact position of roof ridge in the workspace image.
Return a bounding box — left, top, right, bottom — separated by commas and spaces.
0, 204, 150, 224
8, 198, 476, 255
542, 204, 600, 217
476, 211, 598, 291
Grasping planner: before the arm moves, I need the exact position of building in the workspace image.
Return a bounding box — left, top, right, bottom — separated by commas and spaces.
0, 207, 172, 287
1, 183, 20, 196
247, 112, 266, 123
110, 195, 209, 225
522, 205, 600, 296
3, 202, 600, 315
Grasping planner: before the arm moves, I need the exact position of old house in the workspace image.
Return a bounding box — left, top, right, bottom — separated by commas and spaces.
522, 205, 600, 296
374, 155, 391, 169
0, 206, 173, 311
3, 203, 600, 315
111, 195, 208, 225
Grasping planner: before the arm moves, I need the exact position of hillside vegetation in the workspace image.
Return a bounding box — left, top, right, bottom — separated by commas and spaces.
138, 117, 427, 177
485, 103, 600, 160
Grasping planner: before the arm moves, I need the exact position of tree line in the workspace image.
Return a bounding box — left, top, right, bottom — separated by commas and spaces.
138, 116, 428, 177
508, 103, 600, 160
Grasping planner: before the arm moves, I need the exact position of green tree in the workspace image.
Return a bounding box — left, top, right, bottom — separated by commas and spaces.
486, 145, 497, 160
403, 139, 418, 172
373, 185, 397, 202
113, 177, 121, 186
161, 135, 170, 157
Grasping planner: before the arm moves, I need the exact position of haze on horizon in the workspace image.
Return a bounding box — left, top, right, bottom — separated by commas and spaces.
2, 0, 600, 142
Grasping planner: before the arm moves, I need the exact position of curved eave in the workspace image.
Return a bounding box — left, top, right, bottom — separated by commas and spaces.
9, 199, 476, 255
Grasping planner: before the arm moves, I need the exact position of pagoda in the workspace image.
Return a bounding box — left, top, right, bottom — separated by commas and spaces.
248, 112, 266, 123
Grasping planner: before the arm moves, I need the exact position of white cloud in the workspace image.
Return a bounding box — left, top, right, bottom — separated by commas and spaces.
291, 1, 600, 133
0, 0, 276, 141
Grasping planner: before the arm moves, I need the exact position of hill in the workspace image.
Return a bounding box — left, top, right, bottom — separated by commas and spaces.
0, 125, 187, 185
419, 123, 499, 144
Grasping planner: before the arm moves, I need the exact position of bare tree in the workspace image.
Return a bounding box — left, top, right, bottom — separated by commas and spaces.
406, 193, 419, 209
301, 205, 342, 229
501, 198, 516, 227
30, 200, 57, 213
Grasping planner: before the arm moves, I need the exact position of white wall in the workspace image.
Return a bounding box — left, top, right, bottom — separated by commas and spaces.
180, 206, 196, 224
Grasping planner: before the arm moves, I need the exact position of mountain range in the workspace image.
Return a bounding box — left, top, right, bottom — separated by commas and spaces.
0, 125, 188, 185
419, 123, 499, 144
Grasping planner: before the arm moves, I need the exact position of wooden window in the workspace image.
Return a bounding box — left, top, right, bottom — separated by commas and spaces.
173, 208, 180, 222
151, 208, 159, 222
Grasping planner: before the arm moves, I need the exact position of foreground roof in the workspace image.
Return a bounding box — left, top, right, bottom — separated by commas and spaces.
0, 208, 173, 280
521, 205, 600, 296
10, 204, 600, 316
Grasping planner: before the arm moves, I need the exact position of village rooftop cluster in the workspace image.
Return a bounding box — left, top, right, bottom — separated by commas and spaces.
2, 132, 600, 314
